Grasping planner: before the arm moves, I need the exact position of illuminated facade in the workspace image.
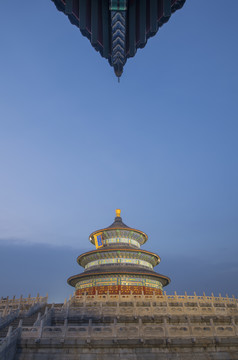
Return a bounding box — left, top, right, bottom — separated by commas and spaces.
67, 209, 170, 296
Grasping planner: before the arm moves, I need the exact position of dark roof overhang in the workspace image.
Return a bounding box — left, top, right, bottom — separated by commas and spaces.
50, 0, 187, 77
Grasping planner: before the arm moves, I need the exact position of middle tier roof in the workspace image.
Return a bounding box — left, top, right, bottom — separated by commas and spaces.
77, 248, 161, 270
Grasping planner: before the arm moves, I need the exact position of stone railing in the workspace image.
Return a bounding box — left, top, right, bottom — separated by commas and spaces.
0, 294, 48, 310
19, 320, 238, 342
73, 291, 237, 304
68, 293, 238, 318
21, 301, 47, 319
0, 325, 21, 360
0, 309, 20, 331
0, 295, 48, 318
34, 305, 54, 327
0, 296, 48, 344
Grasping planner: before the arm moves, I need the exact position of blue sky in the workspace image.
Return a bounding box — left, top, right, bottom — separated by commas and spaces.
0, 1, 238, 303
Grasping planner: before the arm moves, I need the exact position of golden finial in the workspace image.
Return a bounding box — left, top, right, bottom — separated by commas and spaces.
115, 209, 121, 217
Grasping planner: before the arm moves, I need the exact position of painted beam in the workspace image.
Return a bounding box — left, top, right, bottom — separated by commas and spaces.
128, 0, 136, 57
79, 0, 87, 30
102, 0, 110, 58
91, 0, 98, 46
65, 0, 73, 15
139, 0, 146, 47
150, 0, 158, 34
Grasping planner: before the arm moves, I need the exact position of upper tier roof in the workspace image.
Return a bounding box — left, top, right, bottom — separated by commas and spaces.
89, 209, 148, 246
107, 215, 130, 229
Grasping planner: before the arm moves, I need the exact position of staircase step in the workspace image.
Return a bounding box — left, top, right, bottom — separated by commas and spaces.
0, 304, 47, 339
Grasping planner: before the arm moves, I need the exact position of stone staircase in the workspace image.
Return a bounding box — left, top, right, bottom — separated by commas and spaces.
0, 304, 46, 339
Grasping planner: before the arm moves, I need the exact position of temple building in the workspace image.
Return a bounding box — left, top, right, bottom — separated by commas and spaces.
1, 210, 238, 360
51, 0, 186, 78
68, 209, 170, 296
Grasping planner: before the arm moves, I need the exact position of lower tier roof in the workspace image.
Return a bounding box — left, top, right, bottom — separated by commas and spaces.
67, 268, 170, 287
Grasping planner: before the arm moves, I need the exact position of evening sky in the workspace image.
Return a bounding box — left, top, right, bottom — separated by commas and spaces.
0, 1, 237, 302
